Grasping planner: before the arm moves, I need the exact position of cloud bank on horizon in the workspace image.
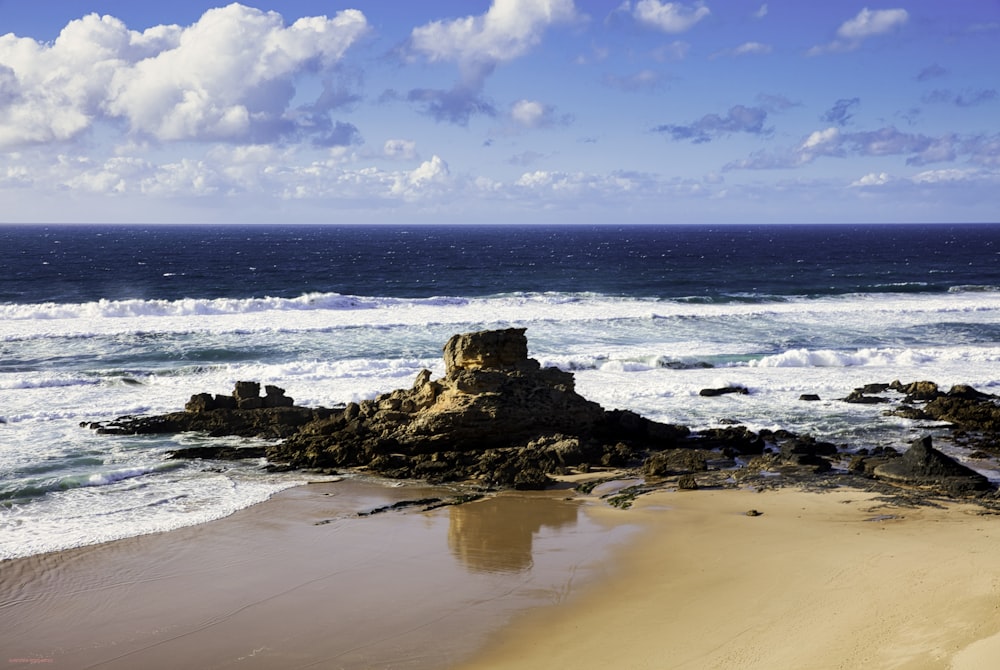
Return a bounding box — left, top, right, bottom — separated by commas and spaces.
0, 0, 997, 224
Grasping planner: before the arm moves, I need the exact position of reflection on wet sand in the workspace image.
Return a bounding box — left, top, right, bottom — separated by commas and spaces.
449, 493, 580, 573
0, 481, 629, 669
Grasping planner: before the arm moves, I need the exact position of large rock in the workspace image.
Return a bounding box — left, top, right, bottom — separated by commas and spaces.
873, 436, 991, 495
268, 328, 686, 487
443, 327, 531, 374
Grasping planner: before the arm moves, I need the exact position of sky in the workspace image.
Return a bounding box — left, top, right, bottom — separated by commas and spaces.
0, 1, 998, 224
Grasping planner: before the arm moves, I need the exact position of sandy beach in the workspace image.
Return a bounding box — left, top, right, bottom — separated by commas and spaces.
0, 478, 635, 669
4, 481, 1000, 670
462, 486, 1000, 670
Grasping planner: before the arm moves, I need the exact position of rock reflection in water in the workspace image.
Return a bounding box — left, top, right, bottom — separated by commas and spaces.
449, 494, 580, 573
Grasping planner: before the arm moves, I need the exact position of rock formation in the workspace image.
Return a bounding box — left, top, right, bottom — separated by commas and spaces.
873, 436, 991, 495
268, 328, 688, 488
87, 331, 999, 498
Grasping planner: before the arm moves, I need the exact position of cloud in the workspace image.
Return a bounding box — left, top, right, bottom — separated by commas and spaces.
653, 105, 769, 143
409, 0, 576, 66
850, 171, 891, 187
923, 89, 998, 108
917, 64, 948, 81
821, 98, 860, 127
510, 99, 570, 128
405, 0, 576, 124
808, 7, 908, 55
756, 93, 800, 112
383, 139, 418, 161
753, 4, 768, 20
711, 41, 772, 59
0, 5, 369, 149
508, 150, 548, 166
631, 1, 710, 34
965, 134, 1000, 167
725, 126, 974, 171
405, 85, 497, 125
837, 7, 908, 40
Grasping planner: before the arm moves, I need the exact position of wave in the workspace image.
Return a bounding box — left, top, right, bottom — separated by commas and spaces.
0, 292, 453, 320
0, 376, 101, 391
0, 462, 187, 504
949, 285, 1000, 293
750, 347, 941, 368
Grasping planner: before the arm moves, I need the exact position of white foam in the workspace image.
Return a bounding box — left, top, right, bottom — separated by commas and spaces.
4, 287, 1000, 559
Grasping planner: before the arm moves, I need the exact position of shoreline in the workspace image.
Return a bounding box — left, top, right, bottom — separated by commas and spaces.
0, 477, 636, 669
4, 480, 1000, 669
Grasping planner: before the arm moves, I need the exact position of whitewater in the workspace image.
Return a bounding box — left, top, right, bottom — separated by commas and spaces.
3, 223, 1000, 560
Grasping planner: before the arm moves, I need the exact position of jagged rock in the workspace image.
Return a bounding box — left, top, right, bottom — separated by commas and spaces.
93, 406, 325, 439
843, 389, 891, 404
185, 393, 216, 413
166, 446, 267, 460
904, 386, 1000, 432
257, 329, 693, 487
690, 426, 764, 455
264, 385, 295, 408
677, 474, 699, 490
443, 327, 530, 374
643, 449, 710, 477
233, 381, 261, 400
902, 381, 940, 402
948, 384, 993, 401
699, 386, 749, 397
873, 436, 991, 495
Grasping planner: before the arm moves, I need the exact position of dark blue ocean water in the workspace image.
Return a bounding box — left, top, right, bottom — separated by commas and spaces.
3, 223, 999, 305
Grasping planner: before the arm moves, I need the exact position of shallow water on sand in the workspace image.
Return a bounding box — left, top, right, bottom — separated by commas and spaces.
0, 478, 637, 669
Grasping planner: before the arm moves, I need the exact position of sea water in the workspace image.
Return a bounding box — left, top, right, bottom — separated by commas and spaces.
3, 223, 1000, 560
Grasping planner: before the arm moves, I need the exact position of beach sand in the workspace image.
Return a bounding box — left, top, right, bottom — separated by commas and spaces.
461, 487, 1000, 670
0, 478, 635, 669
4, 481, 1000, 670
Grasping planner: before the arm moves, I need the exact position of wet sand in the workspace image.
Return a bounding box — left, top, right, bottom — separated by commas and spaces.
5, 483, 1000, 670
461, 487, 1000, 670
0, 478, 636, 669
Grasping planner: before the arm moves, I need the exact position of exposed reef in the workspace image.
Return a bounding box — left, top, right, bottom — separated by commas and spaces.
88, 328, 1000, 502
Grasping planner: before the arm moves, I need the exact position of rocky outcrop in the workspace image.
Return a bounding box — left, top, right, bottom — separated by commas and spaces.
699, 385, 749, 397
89, 381, 323, 439
185, 382, 295, 412
88, 333, 999, 498
873, 436, 991, 495
267, 328, 689, 488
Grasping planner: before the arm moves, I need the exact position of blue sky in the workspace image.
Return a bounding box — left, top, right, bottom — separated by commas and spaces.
0, 1, 997, 224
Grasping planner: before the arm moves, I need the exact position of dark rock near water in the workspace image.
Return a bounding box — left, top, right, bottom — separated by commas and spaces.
89, 331, 999, 500
166, 446, 267, 460
699, 385, 749, 397
873, 436, 991, 495
799, 394, 821, 402
268, 328, 690, 488
643, 449, 711, 477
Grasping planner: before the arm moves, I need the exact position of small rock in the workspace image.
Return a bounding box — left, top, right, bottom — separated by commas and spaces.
699, 386, 749, 397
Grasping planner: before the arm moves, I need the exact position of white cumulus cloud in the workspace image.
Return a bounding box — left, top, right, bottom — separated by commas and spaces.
809, 7, 908, 55
632, 1, 710, 34
384, 139, 419, 161
0, 4, 369, 148
409, 0, 576, 65
837, 8, 909, 40
850, 171, 891, 187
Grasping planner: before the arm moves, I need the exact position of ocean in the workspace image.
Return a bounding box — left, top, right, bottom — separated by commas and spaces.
3, 223, 1000, 560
